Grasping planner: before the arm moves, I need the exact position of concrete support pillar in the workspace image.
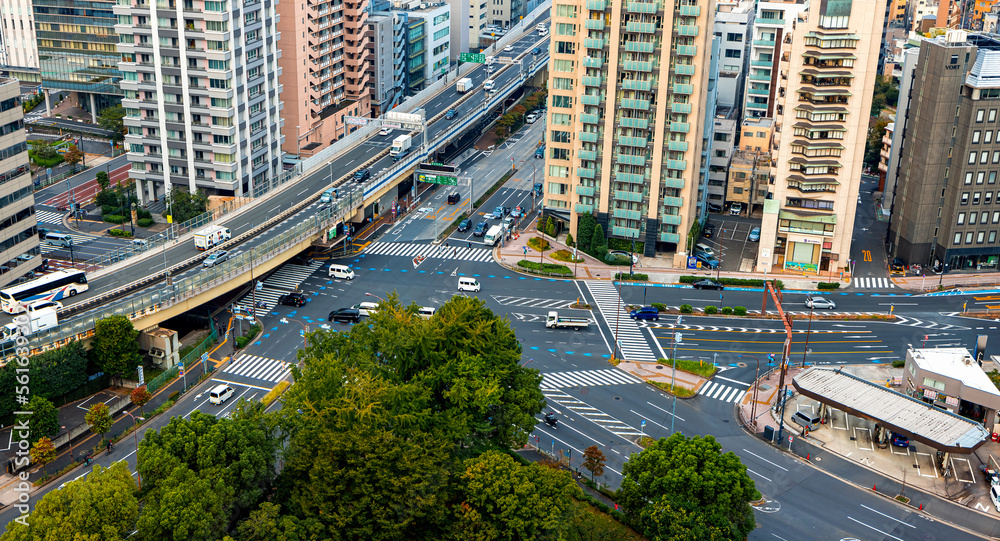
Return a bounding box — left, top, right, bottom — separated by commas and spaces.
135, 178, 146, 204
89, 93, 97, 123
147, 180, 156, 203
43, 89, 51, 117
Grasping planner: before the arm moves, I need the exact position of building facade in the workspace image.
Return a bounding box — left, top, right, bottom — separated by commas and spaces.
713, 1, 752, 111
276, 0, 371, 156
367, 11, 406, 116
0, 0, 40, 83
707, 116, 735, 209
36, 0, 123, 119
727, 149, 772, 213
541, 0, 714, 262
743, 0, 809, 119
400, 1, 450, 94
889, 32, 1000, 271
756, 0, 886, 275
115, 0, 285, 202
903, 347, 1000, 432
0, 78, 40, 287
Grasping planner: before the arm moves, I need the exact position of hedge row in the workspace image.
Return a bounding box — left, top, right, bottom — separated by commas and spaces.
679, 276, 784, 289
517, 259, 573, 276
614, 272, 649, 281
817, 282, 841, 290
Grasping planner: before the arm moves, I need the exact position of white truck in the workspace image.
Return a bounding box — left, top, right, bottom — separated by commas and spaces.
194, 225, 232, 251
483, 224, 503, 246
545, 311, 590, 330
456, 77, 473, 93
390, 134, 412, 162
1, 307, 58, 341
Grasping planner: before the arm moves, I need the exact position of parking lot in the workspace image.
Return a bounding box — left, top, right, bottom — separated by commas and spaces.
700, 214, 761, 272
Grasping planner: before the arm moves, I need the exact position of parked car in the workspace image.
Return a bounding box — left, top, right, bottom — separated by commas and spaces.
131, 239, 149, 250
695, 254, 720, 269
328, 308, 361, 323
278, 292, 307, 307
804, 295, 836, 309
354, 169, 371, 182
503, 216, 515, 228
692, 279, 724, 290
525, 113, 539, 124
748, 226, 761, 242
891, 257, 906, 273
629, 306, 660, 321
511, 206, 523, 218
707, 203, 723, 213
473, 221, 488, 237
457, 219, 471, 232
730, 202, 743, 215
445, 108, 458, 120
703, 223, 714, 238
202, 250, 229, 267
493, 206, 505, 217
890, 432, 909, 447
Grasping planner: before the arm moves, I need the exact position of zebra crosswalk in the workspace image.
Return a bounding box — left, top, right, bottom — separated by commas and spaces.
35, 210, 67, 225
541, 369, 642, 389
850, 276, 895, 289
364, 241, 494, 263
222, 353, 291, 383
233, 260, 323, 316
492, 295, 574, 309
542, 389, 643, 438
698, 380, 747, 403
586, 281, 658, 362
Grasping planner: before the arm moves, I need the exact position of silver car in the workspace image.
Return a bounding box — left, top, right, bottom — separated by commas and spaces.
805, 296, 836, 309
203, 250, 229, 268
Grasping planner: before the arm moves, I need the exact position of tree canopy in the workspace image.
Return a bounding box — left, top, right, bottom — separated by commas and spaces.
166, 189, 208, 223
617, 434, 759, 540
27, 395, 59, 444
92, 315, 141, 382
98, 105, 126, 141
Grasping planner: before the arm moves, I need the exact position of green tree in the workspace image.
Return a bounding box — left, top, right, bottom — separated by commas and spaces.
97, 105, 126, 142
870, 93, 886, 117
32, 140, 58, 161
577, 214, 596, 255
582, 445, 606, 482
566, 233, 574, 247
29, 436, 56, 477
136, 465, 235, 541
453, 450, 581, 540
27, 341, 89, 401
92, 315, 141, 383
166, 188, 208, 223
545, 216, 556, 236
863, 117, 889, 173
27, 396, 59, 444
590, 224, 607, 262
96, 170, 110, 191
0, 462, 139, 541
617, 433, 759, 541
85, 402, 113, 443
130, 385, 151, 415
63, 144, 84, 172
235, 502, 325, 541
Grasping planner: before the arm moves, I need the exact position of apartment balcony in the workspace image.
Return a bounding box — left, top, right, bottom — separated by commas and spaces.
746, 100, 768, 110
667, 140, 688, 152
575, 185, 595, 196
620, 98, 650, 110
749, 72, 771, 81
659, 232, 680, 243
674, 64, 695, 76
675, 45, 697, 56
578, 150, 598, 161
751, 60, 773, 68
612, 226, 641, 238
664, 159, 687, 170
615, 190, 643, 203
622, 60, 653, 72
580, 113, 600, 125
618, 117, 649, 129
579, 132, 599, 143
577, 167, 596, 179
753, 39, 776, 48
613, 208, 642, 220
583, 38, 606, 50
617, 154, 646, 167
748, 87, 770, 96
678, 4, 700, 16
583, 56, 603, 68
662, 177, 684, 189
582, 75, 603, 87
672, 83, 693, 94
676, 25, 698, 37
624, 41, 655, 54
756, 17, 785, 26
662, 196, 683, 207
625, 22, 656, 33
586, 0, 606, 10
584, 19, 605, 30
576, 203, 595, 213
581, 94, 602, 106
617, 135, 648, 147
615, 172, 646, 184
622, 79, 652, 91
661, 214, 682, 225
627, 1, 660, 13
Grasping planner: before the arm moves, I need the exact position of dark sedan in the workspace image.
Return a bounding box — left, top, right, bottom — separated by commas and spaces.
457, 219, 471, 232
692, 279, 724, 290
703, 223, 715, 238
278, 292, 308, 307
473, 221, 488, 237
329, 308, 361, 323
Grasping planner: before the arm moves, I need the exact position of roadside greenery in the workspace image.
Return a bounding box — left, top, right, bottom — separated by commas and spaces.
517, 259, 573, 276
679, 275, 785, 289
658, 358, 718, 379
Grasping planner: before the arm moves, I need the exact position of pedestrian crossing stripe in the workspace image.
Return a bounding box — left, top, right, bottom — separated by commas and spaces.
542, 390, 643, 437
540, 369, 642, 389
586, 281, 658, 362
492, 295, 574, 308
364, 241, 494, 263
223, 353, 291, 383
850, 276, 895, 289
698, 381, 747, 403
35, 210, 67, 225
233, 261, 323, 315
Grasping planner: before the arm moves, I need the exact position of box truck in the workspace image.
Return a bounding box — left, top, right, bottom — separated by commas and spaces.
545, 311, 590, 330
390, 134, 412, 162
483, 225, 503, 246
456, 78, 473, 93
1, 307, 58, 341
194, 225, 232, 250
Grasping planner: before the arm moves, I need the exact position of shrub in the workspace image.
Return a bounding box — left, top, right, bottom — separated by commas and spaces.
137, 208, 152, 220
892, 359, 905, 368
679, 304, 693, 314
108, 229, 132, 238
817, 282, 841, 290
101, 205, 116, 215
103, 214, 125, 224
551, 249, 583, 263
168, 391, 180, 402
704, 305, 718, 314
614, 272, 648, 281
733, 306, 747, 316
247, 323, 261, 341
651, 302, 666, 312
566, 233, 574, 247
678, 276, 785, 290
261, 380, 290, 407
720, 307, 733, 315
137, 218, 154, 227
528, 237, 550, 251
517, 259, 573, 276
235, 336, 249, 348
604, 253, 632, 265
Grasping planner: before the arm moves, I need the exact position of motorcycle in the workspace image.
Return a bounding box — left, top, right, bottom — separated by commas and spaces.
543, 413, 558, 429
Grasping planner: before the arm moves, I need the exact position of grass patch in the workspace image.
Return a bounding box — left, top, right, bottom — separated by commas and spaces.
892, 359, 905, 368
517, 259, 573, 276
651, 381, 696, 397
29, 151, 64, 168
551, 249, 583, 263
528, 237, 550, 251
659, 358, 718, 378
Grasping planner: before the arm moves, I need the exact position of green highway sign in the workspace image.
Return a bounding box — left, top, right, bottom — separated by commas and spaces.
418, 174, 458, 185
459, 52, 486, 63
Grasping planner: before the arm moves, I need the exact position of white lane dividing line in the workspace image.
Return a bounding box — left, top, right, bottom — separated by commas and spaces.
740, 448, 790, 472
645, 400, 687, 422
531, 429, 623, 476
846, 516, 903, 541
628, 410, 672, 433
715, 375, 750, 386
746, 468, 771, 482
859, 504, 916, 528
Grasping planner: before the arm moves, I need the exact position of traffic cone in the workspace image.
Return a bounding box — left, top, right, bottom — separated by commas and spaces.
806, 453, 809, 460
918, 503, 923, 510
872, 484, 877, 491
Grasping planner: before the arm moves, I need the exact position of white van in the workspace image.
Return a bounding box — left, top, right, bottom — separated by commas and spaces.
483, 80, 495, 92
44, 232, 73, 247
694, 243, 715, 258
458, 277, 481, 292
209, 384, 234, 405
417, 306, 436, 320
328, 264, 355, 280
525, 113, 539, 124
351, 301, 380, 316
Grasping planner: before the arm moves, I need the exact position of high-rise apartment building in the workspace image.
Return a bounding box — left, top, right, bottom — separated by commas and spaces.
755, 0, 886, 275
367, 11, 406, 115
36, 0, 123, 119
889, 32, 1000, 271
707, 116, 736, 209
713, 1, 752, 111
0, 78, 40, 287
743, 1, 808, 119
0, 0, 41, 84
276, 0, 370, 156
115, 0, 284, 202
541, 0, 715, 263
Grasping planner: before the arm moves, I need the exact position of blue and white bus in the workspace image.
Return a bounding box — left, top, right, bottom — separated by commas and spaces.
0, 271, 88, 313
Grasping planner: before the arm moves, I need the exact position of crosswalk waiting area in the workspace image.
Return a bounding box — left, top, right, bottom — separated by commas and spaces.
851, 276, 895, 289
541, 369, 642, 389
233, 260, 324, 317
698, 380, 747, 403
36, 210, 68, 225
586, 281, 658, 362
222, 353, 291, 384
364, 241, 494, 263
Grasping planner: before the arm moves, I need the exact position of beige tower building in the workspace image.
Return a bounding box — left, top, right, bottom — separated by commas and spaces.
0, 78, 40, 287
276, 0, 371, 157
541, 0, 714, 262
756, 0, 885, 275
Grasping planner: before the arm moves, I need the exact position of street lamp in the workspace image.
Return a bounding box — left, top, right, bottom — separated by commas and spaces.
121, 411, 145, 489
938, 263, 949, 286
738, 355, 761, 432
61, 425, 73, 459
365, 292, 387, 305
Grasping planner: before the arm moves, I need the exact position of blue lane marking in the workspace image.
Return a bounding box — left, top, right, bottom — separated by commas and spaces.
615, 280, 912, 297
271, 326, 278, 331
262, 333, 270, 339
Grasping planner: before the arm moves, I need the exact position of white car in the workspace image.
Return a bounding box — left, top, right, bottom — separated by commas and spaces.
379, 126, 391, 136
483, 212, 498, 220
504, 44, 513, 52
804, 296, 836, 309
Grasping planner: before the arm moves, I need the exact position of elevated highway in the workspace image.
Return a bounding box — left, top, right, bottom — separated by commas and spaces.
2, 9, 551, 362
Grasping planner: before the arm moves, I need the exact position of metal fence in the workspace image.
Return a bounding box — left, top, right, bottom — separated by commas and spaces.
146, 329, 218, 394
